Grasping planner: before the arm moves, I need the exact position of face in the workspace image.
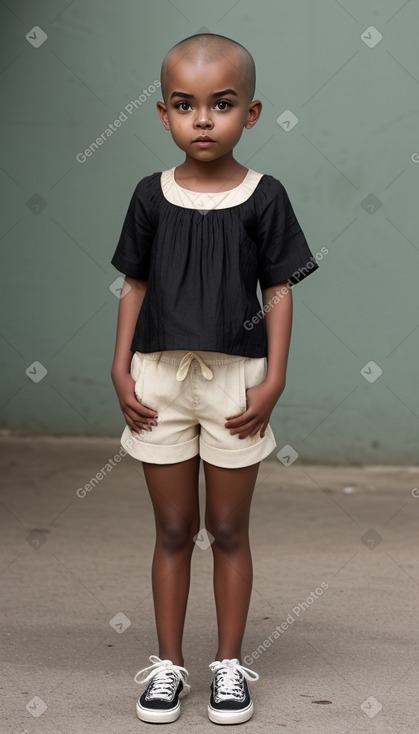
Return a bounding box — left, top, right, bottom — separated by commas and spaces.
157, 53, 262, 163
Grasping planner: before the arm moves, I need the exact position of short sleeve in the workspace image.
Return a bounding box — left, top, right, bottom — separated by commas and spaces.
256, 179, 320, 290
111, 178, 156, 279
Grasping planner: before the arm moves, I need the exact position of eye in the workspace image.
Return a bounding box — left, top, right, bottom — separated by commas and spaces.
215, 100, 232, 110
175, 101, 191, 111
174, 100, 232, 112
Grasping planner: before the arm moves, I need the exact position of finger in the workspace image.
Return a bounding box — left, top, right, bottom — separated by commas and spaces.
124, 417, 146, 434
224, 407, 250, 424
123, 409, 147, 428
225, 416, 249, 430
126, 400, 159, 419
224, 410, 246, 423
134, 413, 160, 430
236, 420, 266, 440
134, 398, 159, 418
234, 426, 256, 439
225, 410, 258, 428
124, 406, 155, 427
260, 421, 268, 438
125, 418, 155, 434
226, 416, 259, 435
124, 408, 159, 432
133, 401, 159, 417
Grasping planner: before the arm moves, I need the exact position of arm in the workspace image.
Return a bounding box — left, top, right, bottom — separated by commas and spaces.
224, 280, 292, 439
111, 276, 147, 375
111, 276, 158, 433
262, 280, 293, 393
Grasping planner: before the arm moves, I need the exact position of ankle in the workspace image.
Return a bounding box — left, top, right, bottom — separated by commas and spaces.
214, 652, 241, 662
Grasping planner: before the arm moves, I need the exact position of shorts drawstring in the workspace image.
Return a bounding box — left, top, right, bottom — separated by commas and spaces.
176, 351, 214, 381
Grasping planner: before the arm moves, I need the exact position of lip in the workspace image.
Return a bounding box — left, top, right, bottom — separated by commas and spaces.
193, 139, 215, 147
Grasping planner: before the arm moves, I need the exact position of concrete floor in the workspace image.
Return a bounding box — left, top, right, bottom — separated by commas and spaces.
1, 434, 418, 733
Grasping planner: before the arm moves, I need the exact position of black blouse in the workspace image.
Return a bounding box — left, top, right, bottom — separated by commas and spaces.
111, 171, 320, 358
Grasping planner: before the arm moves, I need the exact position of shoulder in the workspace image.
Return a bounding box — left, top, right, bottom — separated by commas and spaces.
257, 172, 285, 191
252, 173, 288, 210
130, 171, 162, 200
127, 173, 162, 222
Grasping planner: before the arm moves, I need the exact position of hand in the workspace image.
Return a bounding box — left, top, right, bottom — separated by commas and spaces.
111, 370, 158, 434
224, 381, 284, 439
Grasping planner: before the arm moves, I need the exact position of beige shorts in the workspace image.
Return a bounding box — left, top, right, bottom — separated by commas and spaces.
120, 350, 277, 469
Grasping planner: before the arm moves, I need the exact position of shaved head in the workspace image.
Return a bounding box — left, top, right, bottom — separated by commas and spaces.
160, 33, 256, 105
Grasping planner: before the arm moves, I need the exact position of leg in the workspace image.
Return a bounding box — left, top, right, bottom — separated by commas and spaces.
142, 455, 201, 667
203, 460, 260, 662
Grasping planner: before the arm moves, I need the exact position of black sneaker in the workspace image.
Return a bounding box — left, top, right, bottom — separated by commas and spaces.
134, 654, 190, 723
208, 657, 259, 724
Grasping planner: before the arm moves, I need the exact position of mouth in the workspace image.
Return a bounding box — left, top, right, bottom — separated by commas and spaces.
192, 137, 215, 147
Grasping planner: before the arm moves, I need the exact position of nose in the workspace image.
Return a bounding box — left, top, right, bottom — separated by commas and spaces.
194, 107, 213, 128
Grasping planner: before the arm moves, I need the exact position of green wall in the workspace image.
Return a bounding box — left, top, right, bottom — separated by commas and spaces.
1, 0, 418, 463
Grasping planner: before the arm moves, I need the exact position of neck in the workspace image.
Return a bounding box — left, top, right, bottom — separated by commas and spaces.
177, 154, 246, 181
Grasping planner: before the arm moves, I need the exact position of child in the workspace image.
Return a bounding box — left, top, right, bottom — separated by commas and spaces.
110, 32, 319, 725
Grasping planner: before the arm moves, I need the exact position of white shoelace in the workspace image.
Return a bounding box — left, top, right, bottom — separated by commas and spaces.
135, 655, 191, 701
209, 658, 259, 702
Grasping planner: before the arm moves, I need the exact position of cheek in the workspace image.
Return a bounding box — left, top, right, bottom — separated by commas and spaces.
172, 119, 190, 134
168, 122, 188, 140
220, 111, 245, 130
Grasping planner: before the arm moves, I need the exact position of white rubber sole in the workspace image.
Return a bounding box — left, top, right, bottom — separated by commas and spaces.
136, 688, 188, 723
136, 699, 180, 723
208, 700, 254, 724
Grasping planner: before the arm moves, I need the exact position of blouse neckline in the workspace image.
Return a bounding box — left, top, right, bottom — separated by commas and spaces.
160, 168, 265, 210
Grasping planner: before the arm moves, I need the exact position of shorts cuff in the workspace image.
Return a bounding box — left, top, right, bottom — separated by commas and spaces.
120, 426, 199, 464
199, 425, 277, 468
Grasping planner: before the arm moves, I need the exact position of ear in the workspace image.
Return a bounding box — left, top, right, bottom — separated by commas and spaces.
156, 101, 170, 130
245, 100, 262, 129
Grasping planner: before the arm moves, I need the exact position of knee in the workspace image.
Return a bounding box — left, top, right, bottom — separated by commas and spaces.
209, 521, 244, 554
158, 520, 200, 553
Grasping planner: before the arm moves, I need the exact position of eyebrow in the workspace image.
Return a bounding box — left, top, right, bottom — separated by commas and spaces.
170, 89, 238, 100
